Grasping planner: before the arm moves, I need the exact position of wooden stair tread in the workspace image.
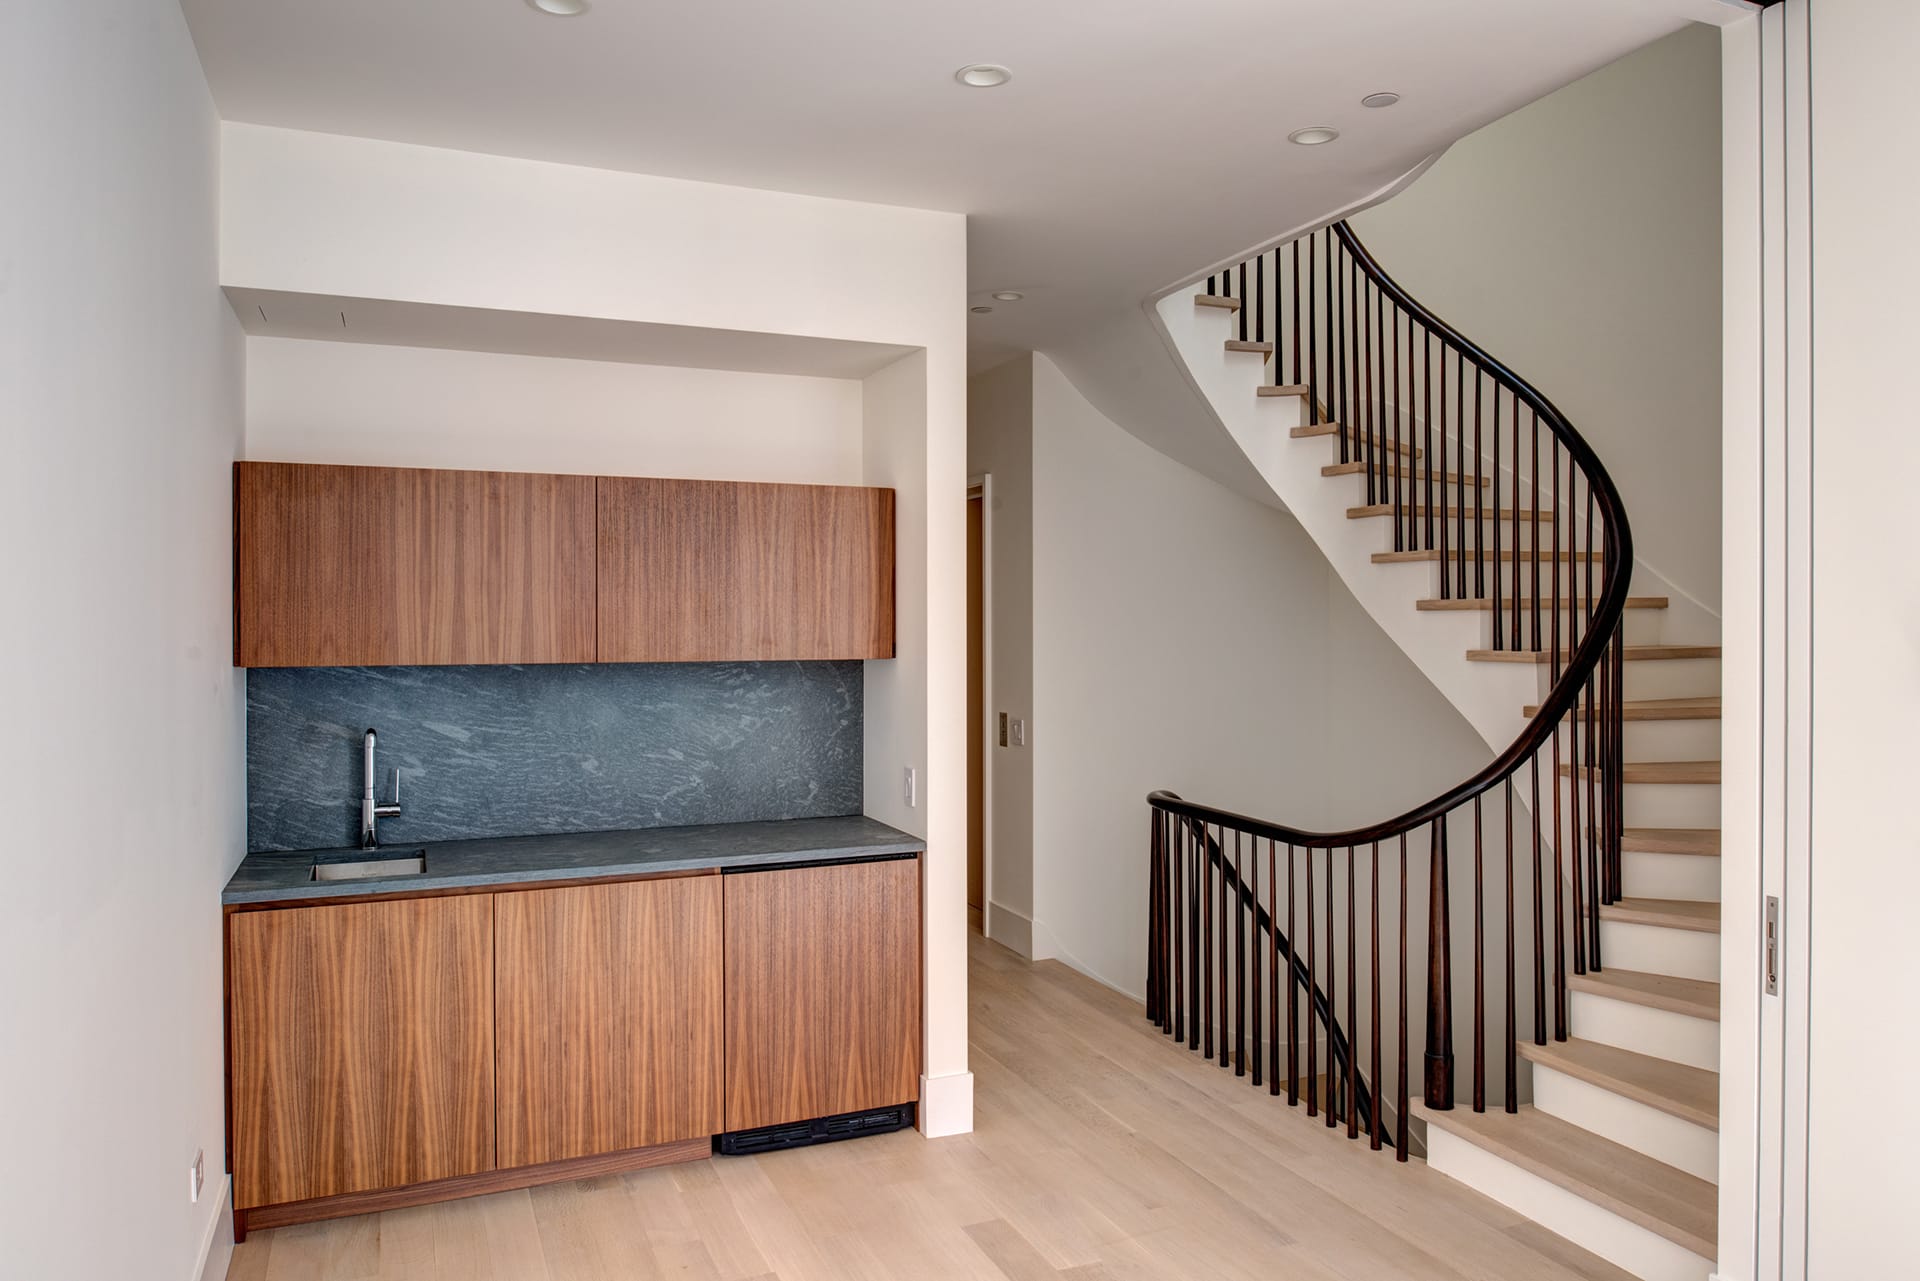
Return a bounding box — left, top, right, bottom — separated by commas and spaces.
1349, 503, 1555, 522
1470, 644, 1721, 664
1569, 968, 1719, 1021
1291, 423, 1423, 458
1225, 339, 1274, 354
1620, 827, 1722, 856
1415, 1104, 1717, 1257
1559, 760, 1720, 785
1520, 1038, 1719, 1130
1325, 460, 1490, 487
1525, 695, 1718, 720
1256, 383, 1311, 397
1374, 548, 1600, 564
1194, 294, 1241, 311
1600, 897, 1721, 933
1426, 596, 1667, 613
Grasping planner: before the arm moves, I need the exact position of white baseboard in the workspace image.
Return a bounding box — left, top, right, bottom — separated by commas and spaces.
985, 899, 1035, 957
193, 1175, 232, 1281
918, 1070, 975, 1137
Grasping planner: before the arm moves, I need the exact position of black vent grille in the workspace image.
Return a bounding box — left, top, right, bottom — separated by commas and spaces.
716, 1103, 915, 1156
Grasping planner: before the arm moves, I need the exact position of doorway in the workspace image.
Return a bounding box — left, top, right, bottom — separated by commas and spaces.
966, 478, 990, 935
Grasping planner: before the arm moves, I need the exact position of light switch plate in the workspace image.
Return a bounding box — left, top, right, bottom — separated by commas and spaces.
904, 766, 917, 808
190, 1149, 204, 1204
1012, 719, 1027, 747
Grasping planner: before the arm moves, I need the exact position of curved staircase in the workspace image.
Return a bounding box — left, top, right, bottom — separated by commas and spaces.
1144, 225, 1721, 1281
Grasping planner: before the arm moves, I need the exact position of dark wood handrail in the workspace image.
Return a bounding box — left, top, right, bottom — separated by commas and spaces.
1150, 219, 1635, 1147
1160, 224, 1632, 849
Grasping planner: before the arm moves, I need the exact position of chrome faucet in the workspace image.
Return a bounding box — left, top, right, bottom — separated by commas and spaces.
360, 728, 403, 849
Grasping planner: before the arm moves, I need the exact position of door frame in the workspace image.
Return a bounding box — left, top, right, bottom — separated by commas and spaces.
966, 474, 994, 937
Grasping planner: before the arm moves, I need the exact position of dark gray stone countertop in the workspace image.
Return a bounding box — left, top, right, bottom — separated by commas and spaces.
222, 814, 925, 905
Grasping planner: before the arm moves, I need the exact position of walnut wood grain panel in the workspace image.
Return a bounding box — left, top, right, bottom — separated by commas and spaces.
227, 896, 495, 1210
723, 858, 921, 1132
234, 461, 596, 666
494, 876, 725, 1166
597, 477, 895, 661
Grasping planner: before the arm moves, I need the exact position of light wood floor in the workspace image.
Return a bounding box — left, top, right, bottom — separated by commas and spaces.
228, 933, 1633, 1281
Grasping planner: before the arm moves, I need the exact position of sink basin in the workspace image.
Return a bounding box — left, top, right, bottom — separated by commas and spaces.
311, 853, 427, 882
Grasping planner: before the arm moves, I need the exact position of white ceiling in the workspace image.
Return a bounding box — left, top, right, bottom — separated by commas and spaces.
181, 0, 1741, 370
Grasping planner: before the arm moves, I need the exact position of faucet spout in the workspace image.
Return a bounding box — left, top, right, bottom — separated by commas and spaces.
360, 728, 402, 849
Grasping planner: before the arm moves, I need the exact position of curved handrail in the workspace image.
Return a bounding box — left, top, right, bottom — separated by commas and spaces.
1150, 219, 1637, 1153
1164, 222, 1633, 849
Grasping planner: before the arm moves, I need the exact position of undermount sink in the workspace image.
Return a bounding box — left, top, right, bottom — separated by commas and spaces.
310, 853, 427, 882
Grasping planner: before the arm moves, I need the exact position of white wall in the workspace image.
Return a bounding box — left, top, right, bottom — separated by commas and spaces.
1802, 0, 1920, 1273
990, 354, 1492, 1027
245, 336, 864, 483
0, 5, 245, 1279
222, 125, 972, 1134
1352, 24, 1723, 624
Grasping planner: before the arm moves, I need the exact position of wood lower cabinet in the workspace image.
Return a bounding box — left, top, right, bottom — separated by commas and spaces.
233, 461, 598, 667
722, 858, 922, 1132
226, 895, 496, 1210
224, 856, 922, 1234
494, 876, 724, 1167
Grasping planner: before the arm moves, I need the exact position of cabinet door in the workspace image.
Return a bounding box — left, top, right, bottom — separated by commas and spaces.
597, 477, 895, 661
494, 876, 724, 1167
234, 461, 597, 666
227, 896, 495, 1209
723, 859, 921, 1132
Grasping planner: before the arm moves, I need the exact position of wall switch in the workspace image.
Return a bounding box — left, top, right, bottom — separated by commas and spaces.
904, 766, 917, 808
190, 1149, 204, 1204
1012, 718, 1027, 747
998, 712, 1008, 747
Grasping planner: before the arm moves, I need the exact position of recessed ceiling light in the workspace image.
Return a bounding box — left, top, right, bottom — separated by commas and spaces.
1288, 126, 1340, 146
527, 0, 589, 14
991, 291, 1024, 302
1362, 92, 1401, 109
956, 64, 1013, 88
970, 305, 995, 314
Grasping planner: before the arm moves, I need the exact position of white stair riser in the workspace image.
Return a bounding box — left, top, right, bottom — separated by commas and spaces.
1620, 720, 1721, 762
1622, 659, 1721, 701
1556, 779, 1719, 829
1569, 991, 1718, 1072
1530, 1066, 1718, 1183
1611, 782, 1720, 829
1424, 1127, 1713, 1281
1530, 659, 1720, 703
1622, 851, 1720, 902
1599, 919, 1720, 982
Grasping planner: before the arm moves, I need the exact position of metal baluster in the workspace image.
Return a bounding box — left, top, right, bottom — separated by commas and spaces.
1234, 828, 1246, 1075
1504, 778, 1517, 1112
1397, 833, 1410, 1159
1347, 845, 1359, 1138
1473, 794, 1485, 1113
1426, 817, 1454, 1109
1370, 840, 1383, 1150
1287, 842, 1299, 1106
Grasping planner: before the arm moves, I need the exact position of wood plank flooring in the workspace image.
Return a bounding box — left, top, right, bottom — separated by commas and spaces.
227, 933, 1633, 1281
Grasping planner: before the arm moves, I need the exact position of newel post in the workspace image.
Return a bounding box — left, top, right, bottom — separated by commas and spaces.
1425, 816, 1455, 1109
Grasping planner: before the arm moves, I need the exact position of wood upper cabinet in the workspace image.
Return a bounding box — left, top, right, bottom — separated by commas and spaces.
722, 858, 921, 1132
598, 477, 895, 662
493, 876, 724, 1167
233, 462, 597, 667
226, 896, 496, 1210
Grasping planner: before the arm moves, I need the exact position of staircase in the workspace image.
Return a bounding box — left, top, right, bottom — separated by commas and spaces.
1145, 225, 1721, 1281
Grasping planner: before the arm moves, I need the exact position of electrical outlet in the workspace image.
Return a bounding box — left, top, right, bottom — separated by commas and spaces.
904, 766, 917, 808
1012, 718, 1027, 747
189, 1149, 204, 1204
